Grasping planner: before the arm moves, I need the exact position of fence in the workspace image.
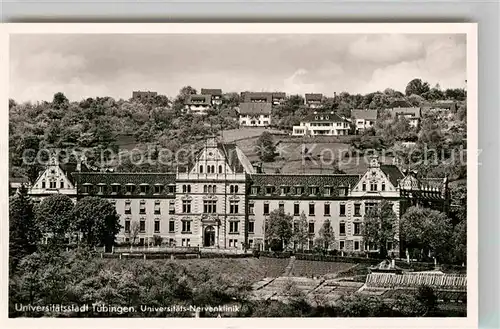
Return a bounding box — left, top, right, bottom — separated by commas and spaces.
365, 272, 467, 290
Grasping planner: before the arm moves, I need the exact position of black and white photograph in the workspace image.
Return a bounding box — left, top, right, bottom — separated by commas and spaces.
4, 24, 476, 323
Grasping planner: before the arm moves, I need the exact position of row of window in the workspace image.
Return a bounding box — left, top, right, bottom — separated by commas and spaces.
124, 219, 244, 234
181, 200, 241, 214
199, 165, 224, 174
292, 221, 362, 236
82, 184, 176, 195
250, 186, 349, 197
255, 202, 380, 216
123, 200, 175, 215
362, 181, 386, 192
182, 184, 240, 194
40, 180, 66, 189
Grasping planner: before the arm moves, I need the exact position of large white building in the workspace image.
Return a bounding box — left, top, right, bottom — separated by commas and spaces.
387, 107, 421, 128
292, 112, 350, 136
239, 102, 272, 127
185, 94, 213, 115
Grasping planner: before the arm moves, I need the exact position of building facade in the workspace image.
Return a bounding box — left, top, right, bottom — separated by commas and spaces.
292, 112, 350, 136
239, 103, 272, 127
351, 109, 378, 134
387, 107, 421, 128
305, 93, 323, 109
200, 88, 223, 106
24, 137, 449, 256
185, 95, 213, 115
241, 92, 286, 106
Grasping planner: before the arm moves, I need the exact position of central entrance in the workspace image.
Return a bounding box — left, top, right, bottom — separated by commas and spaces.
204, 225, 216, 247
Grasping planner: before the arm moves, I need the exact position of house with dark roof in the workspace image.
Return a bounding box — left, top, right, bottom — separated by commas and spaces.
201, 88, 223, 106
387, 107, 421, 128
239, 102, 272, 127
185, 94, 213, 115
241, 92, 286, 106
292, 111, 350, 136
305, 93, 324, 109
351, 109, 378, 134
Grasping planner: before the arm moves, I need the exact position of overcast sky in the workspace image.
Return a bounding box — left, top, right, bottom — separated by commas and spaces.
10, 33, 467, 102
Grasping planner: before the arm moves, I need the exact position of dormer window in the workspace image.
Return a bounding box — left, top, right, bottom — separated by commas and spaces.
309, 186, 318, 195
167, 184, 175, 194
296, 186, 304, 195
315, 116, 318, 120
265, 186, 275, 195
251, 186, 259, 195
140, 184, 149, 194
98, 184, 106, 195
324, 186, 331, 196
338, 187, 347, 196
154, 184, 163, 194
126, 184, 135, 194
49, 181, 57, 189
280, 186, 290, 195
111, 184, 120, 194
370, 183, 378, 192
82, 183, 92, 194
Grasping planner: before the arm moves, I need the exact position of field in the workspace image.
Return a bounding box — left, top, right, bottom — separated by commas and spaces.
289, 260, 356, 278
221, 127, 285, 143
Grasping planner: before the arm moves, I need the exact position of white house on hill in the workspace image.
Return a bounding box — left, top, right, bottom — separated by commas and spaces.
292, 111, 350, 136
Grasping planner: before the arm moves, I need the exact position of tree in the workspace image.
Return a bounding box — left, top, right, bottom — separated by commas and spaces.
292, 211, 308, 251
363, 200, 397, 258
400, 206, 453, 262
405, 78, 430, 96
452, 219, 467, 264
265, 209, 293, 251
256, 131, 276, 162
449, 182, 467, 223
35, 194, 74, 243
314, 219, 336, 252
72, 197, 121, 252
9, 185, 41, 271
52, 92, 69, 110
416, 286, 438, 316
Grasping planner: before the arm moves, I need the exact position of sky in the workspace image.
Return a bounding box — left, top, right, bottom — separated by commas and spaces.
10, 33, 467, 102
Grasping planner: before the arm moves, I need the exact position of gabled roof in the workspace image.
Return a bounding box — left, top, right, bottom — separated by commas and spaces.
305, 93, 323, 102
380, 165, 404, 188
201, 88, 222, 96
388, 107, 421, 119
248, 173, 360, 197
72, 172, 176, 186
185, 94, 211, 105
352, 109, 378, 121
239, 102, 272, 115
241, 92, 285, 103
217, 142, 254, 173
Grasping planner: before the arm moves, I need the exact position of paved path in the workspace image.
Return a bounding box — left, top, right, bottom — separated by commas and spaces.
283, 256, 296, 276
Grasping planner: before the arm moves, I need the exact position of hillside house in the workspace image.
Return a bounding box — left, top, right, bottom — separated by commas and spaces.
351, 109, 378, 134
292, 111, 350, 136
201, 88, 223, 106
239, 103, 272, 127
185, 95, 213, 115
305, 93, 324, 109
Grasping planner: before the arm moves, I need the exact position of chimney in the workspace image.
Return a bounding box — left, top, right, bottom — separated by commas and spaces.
391, 259, 395, 268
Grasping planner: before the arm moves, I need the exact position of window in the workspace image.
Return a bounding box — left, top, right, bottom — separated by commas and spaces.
41, 181, 46, 189
370, 183, 377, 191
169, 220, 175, 232
169, 238, 175, 247
387, 241, 393, 251
169, 200, 175, 214
248, 203, 254, 215
154, 185, 162, 194
309, 204, 315, 216
251, 187, 259, 195
362, 183, 366, 191
204, 185, 208, 193
338, 187, 347, 196
248, 239, 254, 248
365, 202, 377, 214
219, 165, 223, 173
281, 186, 290, 195
248, 221, 255, 233
182, 185, 191, 193
230, 185, 239, 194
229, 221, 239, 233
324, 187, 331, 196
182, 200, 191, 213
354, 203, 361, 216
278, 203, 284, 212
308, 223, 315, 234
229, 239, 238, 248
139, 220, 146, 233
98, 185, 106, 194
126, 184, 134, 194
354, 223, 361, 235
139, 238, 145, 245
381, 182, 386, 191
203, 200, 217, 214
182, 220, 191, 233
124, 220, 131, 233
294, 204, 300, 216
112, 184, 120, 194
308, 239, 314, 250
324, 203, 330, 216
265, 186, 274, 195
181, 238, 191, 246
50, 181, 57, 189
199, 165, 203, 173
230, 201, 239, 214
263, 203, 269, 215
139, 200, 146, 214
354, 241, 360, 250
167, 185, 175, 194
125, 201, 131, 214
296, 187, 304, 195
339, 241, 345, 250
154, 220, 160, 233
140, 185, 149, 194
339, 222, 346, 235
309, 187, 318, 195
60, 181, 64, 189
340, 204, 346, 216
154, 200, 161, 214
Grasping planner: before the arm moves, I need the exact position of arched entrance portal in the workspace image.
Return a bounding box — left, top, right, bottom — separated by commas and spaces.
204, 225, 215, 247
